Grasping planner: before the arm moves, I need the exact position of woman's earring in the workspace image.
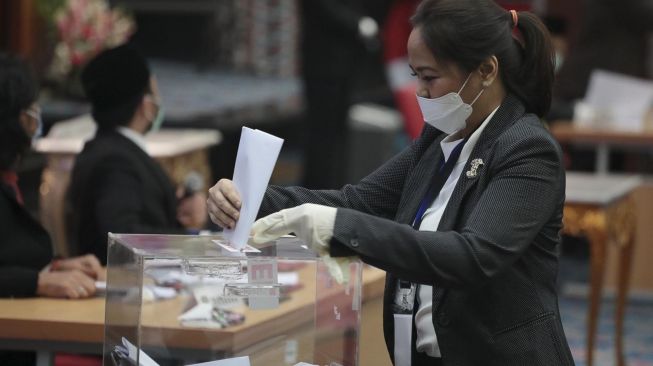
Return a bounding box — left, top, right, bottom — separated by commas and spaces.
482, 80, 492, 87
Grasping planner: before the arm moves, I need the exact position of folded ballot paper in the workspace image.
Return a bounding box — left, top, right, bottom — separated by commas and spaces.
111, 338, 319, 366
221, 127, 284, 249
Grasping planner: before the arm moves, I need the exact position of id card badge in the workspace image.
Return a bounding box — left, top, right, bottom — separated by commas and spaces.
393, 280, 416, 314
393, 280, 415, 366
394, 314, 412, 366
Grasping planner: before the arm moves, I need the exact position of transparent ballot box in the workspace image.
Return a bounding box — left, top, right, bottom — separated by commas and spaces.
104, 234, 362, 366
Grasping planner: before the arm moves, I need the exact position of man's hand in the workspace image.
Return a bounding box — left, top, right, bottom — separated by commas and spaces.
207, 179, 241, 230
177, 191, 208, 230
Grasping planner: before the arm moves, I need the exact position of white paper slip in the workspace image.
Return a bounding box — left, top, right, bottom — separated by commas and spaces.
213, 240, 261, 253
580, 70, 653, 131
222, 127, 284, 249
122, 337, 160, 366
186, 356, 251, 366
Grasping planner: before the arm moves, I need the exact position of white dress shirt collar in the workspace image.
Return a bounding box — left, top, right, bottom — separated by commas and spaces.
117, 126, 148, 153
439, 106, 499, 163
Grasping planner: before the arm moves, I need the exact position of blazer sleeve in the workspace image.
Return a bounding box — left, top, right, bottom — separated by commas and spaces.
259, 128, 433, 219
330, 130, 564, 288
0, 192, 43, 298
0, 267, 39, 298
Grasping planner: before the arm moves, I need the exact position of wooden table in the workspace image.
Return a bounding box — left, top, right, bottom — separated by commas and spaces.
551, 122, 653, 173
564, 172, 642, 366
33, 114, 222, 257
0, 266, 385, 366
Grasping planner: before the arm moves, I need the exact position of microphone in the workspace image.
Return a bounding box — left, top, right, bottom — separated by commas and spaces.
182, 171, 204, 199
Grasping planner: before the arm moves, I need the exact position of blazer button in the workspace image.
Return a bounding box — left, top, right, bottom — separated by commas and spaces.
350, 238, 360, 247
437, 312, 451, 327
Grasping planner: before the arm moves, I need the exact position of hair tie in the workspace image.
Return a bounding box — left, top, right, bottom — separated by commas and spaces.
510, 10, 518, 28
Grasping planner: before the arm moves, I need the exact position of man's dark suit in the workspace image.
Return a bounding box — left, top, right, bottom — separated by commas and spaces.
260, 94, 574, 365
68, 129, 183, 264
300, 0, 394, 189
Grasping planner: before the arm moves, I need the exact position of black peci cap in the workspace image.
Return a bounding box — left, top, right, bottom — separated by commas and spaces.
81, 44, 150, 128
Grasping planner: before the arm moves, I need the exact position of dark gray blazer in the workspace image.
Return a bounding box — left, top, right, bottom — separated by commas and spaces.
260, 94, 574, 365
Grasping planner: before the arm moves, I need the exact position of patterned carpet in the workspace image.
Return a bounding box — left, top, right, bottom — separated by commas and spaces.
559, 294, 653, 365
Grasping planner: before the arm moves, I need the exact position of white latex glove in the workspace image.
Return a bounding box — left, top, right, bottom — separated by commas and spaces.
251, 203, 353, 284
251, 203, 337, 251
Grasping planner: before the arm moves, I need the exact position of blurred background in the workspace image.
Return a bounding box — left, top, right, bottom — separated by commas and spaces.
1, 0, 652, 365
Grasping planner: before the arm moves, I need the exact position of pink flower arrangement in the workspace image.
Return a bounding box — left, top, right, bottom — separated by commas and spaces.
49, 0, 135, 81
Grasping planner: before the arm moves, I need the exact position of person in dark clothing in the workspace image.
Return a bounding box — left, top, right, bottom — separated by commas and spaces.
0, 52, 104, 366
210, 1, 574, 364
67, 45, 207, 265
300, 0, 393, 189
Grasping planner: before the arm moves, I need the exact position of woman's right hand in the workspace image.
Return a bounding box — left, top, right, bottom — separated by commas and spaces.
207, 179, 242, 229
37, 270, 96, 299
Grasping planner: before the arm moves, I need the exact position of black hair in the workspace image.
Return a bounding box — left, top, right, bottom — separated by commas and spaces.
411, 0, 555, 117
91, 90, 148, 131
0, 53, 38, 170
81, 44, 152, 131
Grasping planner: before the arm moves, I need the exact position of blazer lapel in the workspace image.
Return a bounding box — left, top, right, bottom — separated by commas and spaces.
437, 94, 526, 232
396, 133, 447, 225
432, 94, 527, 311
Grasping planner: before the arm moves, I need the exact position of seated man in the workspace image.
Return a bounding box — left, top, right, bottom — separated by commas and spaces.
68, 45, 206, 264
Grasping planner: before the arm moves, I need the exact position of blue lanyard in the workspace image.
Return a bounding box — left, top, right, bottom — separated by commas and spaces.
411, 137, 468, 230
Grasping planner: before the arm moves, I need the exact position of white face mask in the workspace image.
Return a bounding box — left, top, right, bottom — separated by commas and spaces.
416, 73, 484, 135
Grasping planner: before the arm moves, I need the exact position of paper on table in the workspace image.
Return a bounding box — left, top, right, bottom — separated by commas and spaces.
222, 127, 283, 249
578, 70, 653, 131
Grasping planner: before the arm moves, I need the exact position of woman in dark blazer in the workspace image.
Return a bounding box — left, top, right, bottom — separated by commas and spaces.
0, 51, 106, 366
208, 0, 574, 364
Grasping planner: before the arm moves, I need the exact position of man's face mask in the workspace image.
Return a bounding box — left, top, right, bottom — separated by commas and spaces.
146, 96, 165, 134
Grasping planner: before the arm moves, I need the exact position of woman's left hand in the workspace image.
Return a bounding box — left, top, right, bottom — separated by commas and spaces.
251, 203, 337, 252
54, 254, 105, 280
252, 204, 352, 284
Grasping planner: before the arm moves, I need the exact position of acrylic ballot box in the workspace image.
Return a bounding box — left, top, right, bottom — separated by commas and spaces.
103, 233, 362, 366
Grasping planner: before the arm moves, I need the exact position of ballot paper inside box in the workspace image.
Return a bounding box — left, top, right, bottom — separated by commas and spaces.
104, 233, 362, 366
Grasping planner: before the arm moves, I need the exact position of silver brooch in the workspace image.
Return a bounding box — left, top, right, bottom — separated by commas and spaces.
466, 158, 484, 178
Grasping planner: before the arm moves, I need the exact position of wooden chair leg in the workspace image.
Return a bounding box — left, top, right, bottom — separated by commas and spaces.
615, 237, 635, 366
586, 230, 607, 366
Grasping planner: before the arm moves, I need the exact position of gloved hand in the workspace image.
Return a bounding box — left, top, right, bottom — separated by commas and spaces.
251, 203, 353, 284
251, 203, 337, 251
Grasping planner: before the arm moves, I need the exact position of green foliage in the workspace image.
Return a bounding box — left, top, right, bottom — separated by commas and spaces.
35, 0, 66, 25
